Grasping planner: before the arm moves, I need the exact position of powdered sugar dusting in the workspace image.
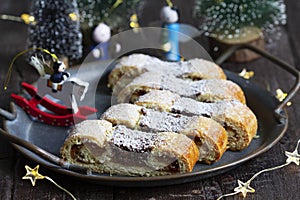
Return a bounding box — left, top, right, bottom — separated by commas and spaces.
172, 97, 254, 127
112, 125, 157, 153
139, 108, 190, 133
111, 53, 226, 88
120, 72, 242, 103
172, 97, 213, 117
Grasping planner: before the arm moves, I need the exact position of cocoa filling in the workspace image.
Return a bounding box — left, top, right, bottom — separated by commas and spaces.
110, 145, 149, 167
159, 160, 180, 173
193, 136, 203, 146
70, 144, 86, 163
131, 89, 149, 103
180, 74, 202, 81
70, 142, 104, 164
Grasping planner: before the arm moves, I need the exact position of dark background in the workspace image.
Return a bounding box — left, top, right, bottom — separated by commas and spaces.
0, 0, 300, 199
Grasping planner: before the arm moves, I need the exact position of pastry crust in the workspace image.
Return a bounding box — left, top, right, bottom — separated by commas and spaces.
61, 120, 199, 176
116, 72, 245, 104
136, 90, 257, 150
101, 103, 142, 129
62, 54, 257, 176
108, 53, 226, 89
101, 104, 228, 163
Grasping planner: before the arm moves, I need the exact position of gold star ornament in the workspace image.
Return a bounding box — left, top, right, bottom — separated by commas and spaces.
22, 165, 77, 199
234, 180, 255, 198
22, 165, 45, 186
285, 139, 300, 165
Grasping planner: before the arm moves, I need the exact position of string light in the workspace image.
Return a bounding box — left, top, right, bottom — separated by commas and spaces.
69, 13, 79, 21
3, 48, 59, 91
165, 0, 174, 8
105, 0, 123, 22
130, 13, 140, 33
20, 14, 36, 25
0, 13, 36, 25
23, 165, 76, 200
1, 12, 77, 25
77, 0, 139, 30
217, 138, 300, 199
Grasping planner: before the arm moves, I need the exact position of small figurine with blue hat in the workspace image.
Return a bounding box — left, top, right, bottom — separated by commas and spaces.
161, 5, 180, 61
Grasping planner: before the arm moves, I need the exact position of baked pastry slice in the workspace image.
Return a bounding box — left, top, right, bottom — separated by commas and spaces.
135, 90, 257, 151
61, 120, 199, 176
108, 53, 226, 89
101, 104, 228, 164
116, 72, 245, 104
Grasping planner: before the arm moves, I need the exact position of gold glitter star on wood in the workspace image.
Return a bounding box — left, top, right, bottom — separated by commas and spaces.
238, 68, 254, 79
22, 165, 77, 199
234, 180, 255, 198
22, 165, 45, 186
285, 139, 300, 165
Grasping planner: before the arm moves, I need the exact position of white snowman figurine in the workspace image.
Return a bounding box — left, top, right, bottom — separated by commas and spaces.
160, 6, 180, 61
92, 23, 122, 60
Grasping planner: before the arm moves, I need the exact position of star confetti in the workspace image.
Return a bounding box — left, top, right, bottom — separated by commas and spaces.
238, 68, 254, 80
217, 139, 300, 199
276, 89, 292, 106
22, 165, 77, 200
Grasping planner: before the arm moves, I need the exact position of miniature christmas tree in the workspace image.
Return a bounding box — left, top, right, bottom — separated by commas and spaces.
194, 0, 287, 40
28, 0, 83, 61
78, 0, 142, 32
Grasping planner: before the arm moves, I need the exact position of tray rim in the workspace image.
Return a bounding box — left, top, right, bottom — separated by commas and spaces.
11, 113, 287, 187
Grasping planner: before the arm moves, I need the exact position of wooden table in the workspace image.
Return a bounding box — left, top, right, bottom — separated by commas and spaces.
1, 1, 300, 199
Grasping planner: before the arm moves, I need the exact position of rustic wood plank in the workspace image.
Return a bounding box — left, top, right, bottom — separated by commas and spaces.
0, 1, 32, 199
0, 0, 32, 108
0, 158, 15, 200
0, 0, 299, 199
286, 0, 300, 70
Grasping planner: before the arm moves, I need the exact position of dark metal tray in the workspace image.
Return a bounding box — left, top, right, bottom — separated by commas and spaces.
1, 45, 299, 187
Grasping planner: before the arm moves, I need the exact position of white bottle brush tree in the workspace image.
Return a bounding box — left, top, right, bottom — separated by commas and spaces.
194, 0, 287, 41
